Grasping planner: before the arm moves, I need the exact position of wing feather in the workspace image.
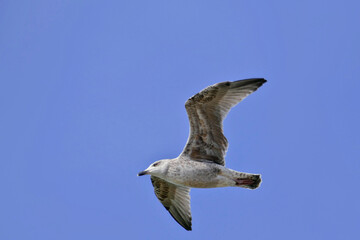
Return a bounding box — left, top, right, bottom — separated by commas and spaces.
151, 176, 192, 231
179, 78, 266, 165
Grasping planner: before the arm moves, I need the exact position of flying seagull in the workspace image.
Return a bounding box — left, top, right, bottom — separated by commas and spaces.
138, 78, 266, 231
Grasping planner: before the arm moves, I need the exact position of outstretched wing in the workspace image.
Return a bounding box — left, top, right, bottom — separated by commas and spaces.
179, 78, 266, 166
151, 176, 192, 231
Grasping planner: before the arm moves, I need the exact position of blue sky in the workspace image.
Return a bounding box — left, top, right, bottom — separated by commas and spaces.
1, 1, 359, 239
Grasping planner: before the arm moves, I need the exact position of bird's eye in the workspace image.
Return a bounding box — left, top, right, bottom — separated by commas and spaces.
152, 162, 159, 167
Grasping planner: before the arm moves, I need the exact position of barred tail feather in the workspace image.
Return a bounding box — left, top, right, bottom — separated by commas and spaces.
234, 173, 261, 189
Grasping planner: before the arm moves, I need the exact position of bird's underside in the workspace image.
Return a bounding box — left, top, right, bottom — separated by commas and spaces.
161, 157, 262, 189
139, 78, 266, 231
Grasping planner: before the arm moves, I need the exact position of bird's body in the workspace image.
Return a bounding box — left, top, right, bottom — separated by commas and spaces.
153, 157, 260, 189
165, 157, 229, 188
138, 78, 267, 231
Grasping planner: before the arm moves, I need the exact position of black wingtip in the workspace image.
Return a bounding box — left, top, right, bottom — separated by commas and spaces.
237, 78, 267, 83
257, 78, 267, 85
166, 207, 192, 231
182, 223, 192, 231
230, 78, 267, 89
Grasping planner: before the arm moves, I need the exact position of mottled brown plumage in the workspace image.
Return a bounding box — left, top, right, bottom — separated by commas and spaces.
139, 78, 266, 231
181, 78, 266, 165
151, 176, 192, 230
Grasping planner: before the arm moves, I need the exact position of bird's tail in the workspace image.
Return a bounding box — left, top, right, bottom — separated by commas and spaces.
232, 172, 261, 189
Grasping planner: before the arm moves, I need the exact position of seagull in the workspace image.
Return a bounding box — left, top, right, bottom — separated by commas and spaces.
138, 78, 266, 231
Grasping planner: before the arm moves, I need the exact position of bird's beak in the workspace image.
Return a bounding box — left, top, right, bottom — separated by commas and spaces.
137, 170, 148, 176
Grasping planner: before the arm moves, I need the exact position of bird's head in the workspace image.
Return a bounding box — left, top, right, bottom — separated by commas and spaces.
138, 160, 169, 177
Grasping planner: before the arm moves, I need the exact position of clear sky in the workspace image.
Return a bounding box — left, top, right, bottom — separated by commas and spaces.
1, 1, 359, 239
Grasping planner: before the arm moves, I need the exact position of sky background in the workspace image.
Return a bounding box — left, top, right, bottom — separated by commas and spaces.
1, 1, 359, 239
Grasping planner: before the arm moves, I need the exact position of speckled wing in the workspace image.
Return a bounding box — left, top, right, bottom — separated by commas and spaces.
180, 78, 267, 166
150, 176, 192, 231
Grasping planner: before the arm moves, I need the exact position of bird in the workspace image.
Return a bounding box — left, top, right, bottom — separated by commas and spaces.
138, 78, 266, 231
